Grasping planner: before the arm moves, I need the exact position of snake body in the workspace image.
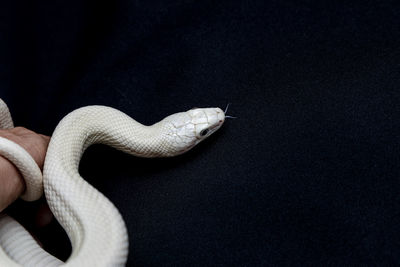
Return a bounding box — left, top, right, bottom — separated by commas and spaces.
0, 99, 225, 266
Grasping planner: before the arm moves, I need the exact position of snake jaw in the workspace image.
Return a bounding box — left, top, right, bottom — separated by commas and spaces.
160, 107, 225, 155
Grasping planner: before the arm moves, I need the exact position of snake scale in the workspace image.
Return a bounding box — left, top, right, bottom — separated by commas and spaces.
0, 98, 225, 266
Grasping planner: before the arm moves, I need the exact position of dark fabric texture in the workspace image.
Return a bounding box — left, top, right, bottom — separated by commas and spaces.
1, 1, 400, 266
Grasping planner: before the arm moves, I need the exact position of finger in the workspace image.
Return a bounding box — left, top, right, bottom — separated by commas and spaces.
35, 203, 54, 228
0, 156, 25, 211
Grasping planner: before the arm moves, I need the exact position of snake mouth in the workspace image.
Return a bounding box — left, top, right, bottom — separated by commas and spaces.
217, 108, 225, 124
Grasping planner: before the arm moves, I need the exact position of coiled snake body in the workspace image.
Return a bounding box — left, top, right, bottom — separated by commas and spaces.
0, 99, 225, 266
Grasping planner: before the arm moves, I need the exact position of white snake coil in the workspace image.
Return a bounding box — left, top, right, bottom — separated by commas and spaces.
0, 98, 225, 266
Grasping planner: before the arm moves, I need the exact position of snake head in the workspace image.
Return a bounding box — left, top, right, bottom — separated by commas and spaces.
161, 107, 225, 155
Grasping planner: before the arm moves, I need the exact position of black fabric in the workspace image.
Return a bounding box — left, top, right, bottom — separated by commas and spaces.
1, 1, 400, 266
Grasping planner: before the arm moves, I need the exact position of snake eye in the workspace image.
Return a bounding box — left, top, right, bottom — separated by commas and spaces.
200, 129, 209, 137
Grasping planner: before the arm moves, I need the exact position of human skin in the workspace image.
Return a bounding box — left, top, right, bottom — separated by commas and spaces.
0, 127, 50, 212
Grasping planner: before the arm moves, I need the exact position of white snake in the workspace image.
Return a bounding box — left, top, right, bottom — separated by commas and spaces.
0, 98, 225, 266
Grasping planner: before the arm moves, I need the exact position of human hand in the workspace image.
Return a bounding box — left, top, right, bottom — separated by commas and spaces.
0, 127, 50, 212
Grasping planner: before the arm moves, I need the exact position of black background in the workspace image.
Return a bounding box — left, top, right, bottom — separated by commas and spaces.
1, 1, 400, 266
